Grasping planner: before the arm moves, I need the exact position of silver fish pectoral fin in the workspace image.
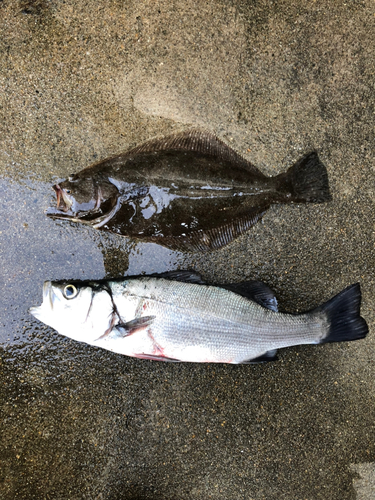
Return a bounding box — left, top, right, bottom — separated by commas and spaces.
114, 315, 156, 337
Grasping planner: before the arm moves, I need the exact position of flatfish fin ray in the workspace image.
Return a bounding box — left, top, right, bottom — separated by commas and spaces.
150, 203, 269, 252
220, 281, 278, 311
125, 129, 265, 177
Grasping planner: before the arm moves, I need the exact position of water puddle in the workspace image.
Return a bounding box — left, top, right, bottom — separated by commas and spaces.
0, 177, 183, 346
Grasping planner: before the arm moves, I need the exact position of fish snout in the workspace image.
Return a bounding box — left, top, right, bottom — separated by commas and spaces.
29, 281, 54, 320
53, 184, 73, 212
28, 305, 41, 319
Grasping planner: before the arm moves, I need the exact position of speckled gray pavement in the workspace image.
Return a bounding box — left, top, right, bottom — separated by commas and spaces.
1, 1, 374, 499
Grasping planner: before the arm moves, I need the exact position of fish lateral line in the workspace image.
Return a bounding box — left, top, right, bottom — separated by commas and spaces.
112, 278, 281, 323
29, 277, 368, 364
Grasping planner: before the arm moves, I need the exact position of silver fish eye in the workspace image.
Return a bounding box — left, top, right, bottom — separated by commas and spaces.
63, 284, 78, 299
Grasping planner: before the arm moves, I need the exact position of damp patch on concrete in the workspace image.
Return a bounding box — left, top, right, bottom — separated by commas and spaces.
350, 463, 375, 500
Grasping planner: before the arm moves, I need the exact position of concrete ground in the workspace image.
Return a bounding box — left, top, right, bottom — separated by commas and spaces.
0, 1, 374, 498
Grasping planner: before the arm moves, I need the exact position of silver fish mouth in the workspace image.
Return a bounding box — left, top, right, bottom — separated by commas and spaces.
29, 305, 41, 318
29, 281, 53, 319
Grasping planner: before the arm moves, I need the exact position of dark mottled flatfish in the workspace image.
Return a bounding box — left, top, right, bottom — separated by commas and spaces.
47, 130, 331, 251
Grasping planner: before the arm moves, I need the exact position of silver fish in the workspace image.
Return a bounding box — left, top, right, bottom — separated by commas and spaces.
29, 272, 368, 363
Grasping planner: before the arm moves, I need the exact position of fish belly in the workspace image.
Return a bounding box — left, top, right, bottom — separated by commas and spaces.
110, 279, 325, 363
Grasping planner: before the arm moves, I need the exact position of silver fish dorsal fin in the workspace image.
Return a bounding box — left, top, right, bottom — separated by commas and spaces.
220, 280, 278, 312
154, 270, 206, 284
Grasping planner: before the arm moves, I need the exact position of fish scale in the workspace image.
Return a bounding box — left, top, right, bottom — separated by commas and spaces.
116, 279, 326, 361
29, 273, 368, 364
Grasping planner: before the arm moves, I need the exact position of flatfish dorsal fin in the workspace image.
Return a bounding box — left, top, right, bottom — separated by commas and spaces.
126, 129, 264, 176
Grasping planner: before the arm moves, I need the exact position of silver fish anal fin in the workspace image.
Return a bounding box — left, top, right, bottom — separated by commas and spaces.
115, 315, 156, 337
241, 350, 278, 364
135, 353, 181, 362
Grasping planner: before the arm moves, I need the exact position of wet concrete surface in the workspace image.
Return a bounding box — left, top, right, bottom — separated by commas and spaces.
0, 0, 374, 498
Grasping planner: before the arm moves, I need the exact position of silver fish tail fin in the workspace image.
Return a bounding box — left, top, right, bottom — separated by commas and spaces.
281, 152, 331, 203
318, 283, 368, 344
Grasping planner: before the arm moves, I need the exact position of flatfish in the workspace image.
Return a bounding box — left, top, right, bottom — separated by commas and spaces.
47, 130, 331, 251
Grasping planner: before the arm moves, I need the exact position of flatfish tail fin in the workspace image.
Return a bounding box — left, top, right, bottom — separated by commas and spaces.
151, 204, 269, 252
280, 152, 331, 203
126, 129, 265, 176
316, 283, 368, 344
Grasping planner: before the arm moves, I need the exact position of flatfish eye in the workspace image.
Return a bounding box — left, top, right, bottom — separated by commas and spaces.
63, 284, 78, 299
